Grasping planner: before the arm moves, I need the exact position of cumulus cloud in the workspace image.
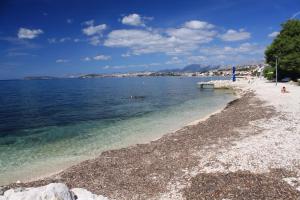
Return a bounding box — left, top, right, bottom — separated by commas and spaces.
174, 44, 264, 66
104, 19, 258, 65
104, 20, 217, 55
166, 26, 216, 44
83, 54, 111, 61
82, 23, 107, 36
82, 57, 91, 61
82, 20, 107, 46
121, 14, 145, 26
268, 31, 279, 38
121, 53, 131, 57
18, 28, 43, 39
200, 43, 264, 56
93, 54, 111, 60
184, 20, 214, 29
82, 20, 95, 26
56, 59, 69, 63
189, 43, 265, 65
219, 29, 251, 41
88, 36, 101, 46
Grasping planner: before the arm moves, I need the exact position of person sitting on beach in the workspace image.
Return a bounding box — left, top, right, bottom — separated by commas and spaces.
281, 86, 288, 93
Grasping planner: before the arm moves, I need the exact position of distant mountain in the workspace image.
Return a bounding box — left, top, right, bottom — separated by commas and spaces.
79, 74, 104, 78
24, 76, 59, 80
159, 64, 220, 73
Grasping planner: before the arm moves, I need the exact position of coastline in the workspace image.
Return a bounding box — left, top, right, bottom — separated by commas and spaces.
3, 79, 300, 199
0, 88, 237, 186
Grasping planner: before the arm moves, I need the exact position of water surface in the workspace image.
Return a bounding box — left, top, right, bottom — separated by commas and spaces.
0, 77, 235, 184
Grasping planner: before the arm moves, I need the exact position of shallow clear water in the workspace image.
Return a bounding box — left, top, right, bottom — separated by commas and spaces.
0, 77, 235, 184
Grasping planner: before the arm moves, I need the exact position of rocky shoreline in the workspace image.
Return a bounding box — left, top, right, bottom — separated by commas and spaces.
2, 80, 300, 199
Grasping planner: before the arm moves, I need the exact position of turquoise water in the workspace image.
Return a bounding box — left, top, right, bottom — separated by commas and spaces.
0, 77, 235, 185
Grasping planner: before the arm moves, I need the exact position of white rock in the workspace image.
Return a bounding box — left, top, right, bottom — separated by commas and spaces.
1, 183, 73, 200
0, 183, 109, 200
71, 188, 108, 200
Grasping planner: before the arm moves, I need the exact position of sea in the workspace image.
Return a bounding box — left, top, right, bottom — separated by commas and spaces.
0, 76, 235, 185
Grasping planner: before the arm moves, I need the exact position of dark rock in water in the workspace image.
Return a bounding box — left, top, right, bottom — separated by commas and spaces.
0, 186, 11, 196
0, 186, 4, 195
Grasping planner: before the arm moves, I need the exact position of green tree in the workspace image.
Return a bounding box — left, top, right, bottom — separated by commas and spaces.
265, 19, 300, 81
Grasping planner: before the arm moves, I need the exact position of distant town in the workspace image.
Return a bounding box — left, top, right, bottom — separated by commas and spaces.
24, 63, 265, 80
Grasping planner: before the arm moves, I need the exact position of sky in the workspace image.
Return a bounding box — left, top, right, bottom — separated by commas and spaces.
0, 0, 299, 79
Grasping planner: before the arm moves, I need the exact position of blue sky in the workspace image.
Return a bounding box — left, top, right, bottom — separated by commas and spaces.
0, 0, 299, 79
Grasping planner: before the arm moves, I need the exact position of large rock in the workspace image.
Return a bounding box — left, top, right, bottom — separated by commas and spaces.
1, 183, 72, 200
71, 188, 108, 200
0, 183, 108, 200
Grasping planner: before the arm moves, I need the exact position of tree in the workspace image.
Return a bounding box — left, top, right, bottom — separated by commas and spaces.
265, 19, 300, 81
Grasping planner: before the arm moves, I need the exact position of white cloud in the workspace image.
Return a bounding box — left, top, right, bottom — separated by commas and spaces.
83, 20, 95, 26
165, 56, 183, 65
166, 26, 216, 44
82, 20, 107, 46
200, 43, 264, 56
82, 23, 107, 36
184, 20, 214, 29
82, 57, 91, 61
88, 36, 101, 46
121, 14, 144, 26
56, 59, 69, 63
121, 53, 131, 57
189, 43, 265, 65
105, 29, 161, 47
93, 54, 111, 60
83, 54, 111, 61
104, 20, 217, 55
291, 11, 300, 19
219, 29, 251, 41
105, 29, 168, 54
103, 19, 261, 65
268, 31, 279, 38
18, 28, 43, 39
